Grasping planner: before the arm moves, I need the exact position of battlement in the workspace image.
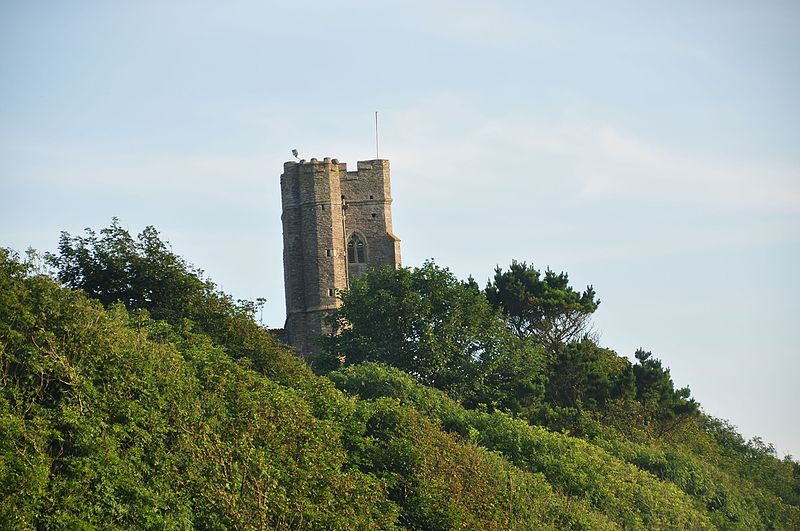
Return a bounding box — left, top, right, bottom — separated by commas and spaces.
283, 157, 339, 169
283, 158, 388, 171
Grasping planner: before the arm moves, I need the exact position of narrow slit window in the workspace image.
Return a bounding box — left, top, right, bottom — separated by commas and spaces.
328, 289, 334, 297
326, 249, 331, 257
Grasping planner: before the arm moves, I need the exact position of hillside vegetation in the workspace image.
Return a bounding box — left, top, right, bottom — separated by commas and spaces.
1, 221, 797, 529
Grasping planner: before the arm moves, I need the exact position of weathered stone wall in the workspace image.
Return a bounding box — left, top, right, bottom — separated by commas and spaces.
341, 159, 401, 276
280, 157, 401, 357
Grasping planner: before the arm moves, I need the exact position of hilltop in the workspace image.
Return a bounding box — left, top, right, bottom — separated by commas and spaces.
1, 222, 797, 529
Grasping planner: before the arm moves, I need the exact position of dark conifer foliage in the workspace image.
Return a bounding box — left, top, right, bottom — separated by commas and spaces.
486, 260, 599, 352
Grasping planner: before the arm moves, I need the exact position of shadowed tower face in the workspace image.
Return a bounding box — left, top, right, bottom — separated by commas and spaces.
280, 157, 401, 357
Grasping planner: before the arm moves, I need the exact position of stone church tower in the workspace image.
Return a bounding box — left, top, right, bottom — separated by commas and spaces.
280, 157, 401, 356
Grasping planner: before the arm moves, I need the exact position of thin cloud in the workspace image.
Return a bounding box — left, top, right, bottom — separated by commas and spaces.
577, 126, 800, 211
2, 141, 276, 202
382, 104, 800, 212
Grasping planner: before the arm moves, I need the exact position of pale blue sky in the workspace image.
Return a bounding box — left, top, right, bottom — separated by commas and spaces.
2, 1, 798, 456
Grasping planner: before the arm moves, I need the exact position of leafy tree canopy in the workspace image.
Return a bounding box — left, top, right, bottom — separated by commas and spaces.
45, 219, 307, 382
48, 218, 213, 322
320, 261, 546, 412
485, 260, 599, 352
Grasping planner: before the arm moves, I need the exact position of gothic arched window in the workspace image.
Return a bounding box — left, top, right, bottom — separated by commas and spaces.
347, 234, 365, 264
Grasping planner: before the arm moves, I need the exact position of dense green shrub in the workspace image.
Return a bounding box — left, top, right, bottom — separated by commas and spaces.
4, 221, 797, 529
592, 421, 800, 529
0, 249, 397, 529
344, 398, 615, 530
331, 363, 713, 529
